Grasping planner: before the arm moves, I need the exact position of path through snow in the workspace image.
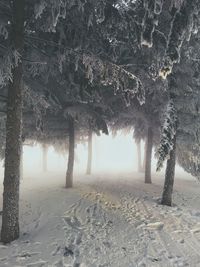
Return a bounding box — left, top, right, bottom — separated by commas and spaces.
0, 171, 200, 266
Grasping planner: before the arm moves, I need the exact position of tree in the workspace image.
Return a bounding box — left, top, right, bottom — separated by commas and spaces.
64, 101, 109, 187
136, 139, 142, 172
159, 0, 199, 79
66, 116, 75, 188
161, 134, 176, 206
0, 0, 199, 244
20, 140, 23, 180
42, 143, 48, 172
156, 21, 200, 205
145, 126, 153, 184
156, 98, 178, 206
86, 127, 93, 175
1, 0, 25, 243
0, 0, 75, 243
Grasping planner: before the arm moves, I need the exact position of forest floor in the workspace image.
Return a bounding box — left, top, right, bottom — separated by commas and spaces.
0, 171, 200, 267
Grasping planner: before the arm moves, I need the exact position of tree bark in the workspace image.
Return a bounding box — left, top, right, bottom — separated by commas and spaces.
20, 142, 23, 180
136, 140, 142, 172
42, 144, 48, 172
86, 129, 93, 175
142, 139, 147, 173
66, 117, 75, 188
145, 127, 153, 184
1, 0, 25, 243
161, 135, 176, 206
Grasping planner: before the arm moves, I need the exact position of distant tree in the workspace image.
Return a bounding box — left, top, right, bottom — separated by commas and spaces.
86, 124, 93, 175
42, 143, 48, 172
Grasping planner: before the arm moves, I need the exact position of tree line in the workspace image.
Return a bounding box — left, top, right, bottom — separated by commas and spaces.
0, 0, 200, 243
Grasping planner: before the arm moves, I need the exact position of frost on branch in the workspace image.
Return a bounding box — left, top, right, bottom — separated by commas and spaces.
63, 103, 109, 135
177, 143, 200, 179
35, 0, 66, 32
95, 0, 106, 24
156, 99, 177, 171
0, 50, 21, 88
0, 23, 8, 39
34, 0, 47, 19
141, 0, 163, 48
159, 0, 197, 79
23, 85, 49, 131
82, 54, 145, 105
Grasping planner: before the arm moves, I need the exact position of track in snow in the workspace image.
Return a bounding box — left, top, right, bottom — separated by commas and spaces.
1, 172, 200, 267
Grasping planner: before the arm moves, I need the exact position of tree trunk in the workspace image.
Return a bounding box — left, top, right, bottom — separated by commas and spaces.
42, 144, 48, 172
20, 143, 23, 180
142, 139, 147, 172
66, 117, 75, 188
145, 127, 153, 184
1, 0, 25, 243
86, 129, 93, 175
161, 135, 176, 206
136, 140, 142, 172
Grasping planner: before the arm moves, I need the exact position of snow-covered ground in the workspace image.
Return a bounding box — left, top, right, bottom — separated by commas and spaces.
0, 170, 200, 267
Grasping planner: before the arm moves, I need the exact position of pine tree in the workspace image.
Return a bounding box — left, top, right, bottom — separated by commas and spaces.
1, 0, 25, 243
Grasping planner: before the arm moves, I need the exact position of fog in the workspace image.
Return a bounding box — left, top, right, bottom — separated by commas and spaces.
0, 132, 185, 180
23, 133, 147, 175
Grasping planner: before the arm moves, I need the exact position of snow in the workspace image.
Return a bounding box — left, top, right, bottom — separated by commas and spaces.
0, 170, 200, 266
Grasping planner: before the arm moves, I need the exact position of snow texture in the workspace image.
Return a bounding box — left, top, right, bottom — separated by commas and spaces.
0, 171, 200, 266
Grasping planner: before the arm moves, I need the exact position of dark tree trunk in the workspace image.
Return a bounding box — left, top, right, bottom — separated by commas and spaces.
86, 129, 93, 175
1, 0, 25, 243
145, 127, 153, 184
66, 117, 75, 188
142, 139, 147, 173
20, 142, 23, 180
136, 140, 142, 172
161, 135, 176, 206
42, 144, 48, 172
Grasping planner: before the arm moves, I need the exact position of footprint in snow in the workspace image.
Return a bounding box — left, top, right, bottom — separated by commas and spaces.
26, 260, 47, 267
63, 246, 74, 257
63, 216, 82, 230
146, 222, 164, 230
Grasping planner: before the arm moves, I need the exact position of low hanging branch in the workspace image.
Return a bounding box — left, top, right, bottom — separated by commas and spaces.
156, 99, 177, 171
0, 49, 21, 88
177, 145, 200, 179
141, 0, 163, 48
82, 54, 145, 106
23, 85, 50, 131
159, 0, 198, 79
23, 33, 145, 107
63, 102, 109, 135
